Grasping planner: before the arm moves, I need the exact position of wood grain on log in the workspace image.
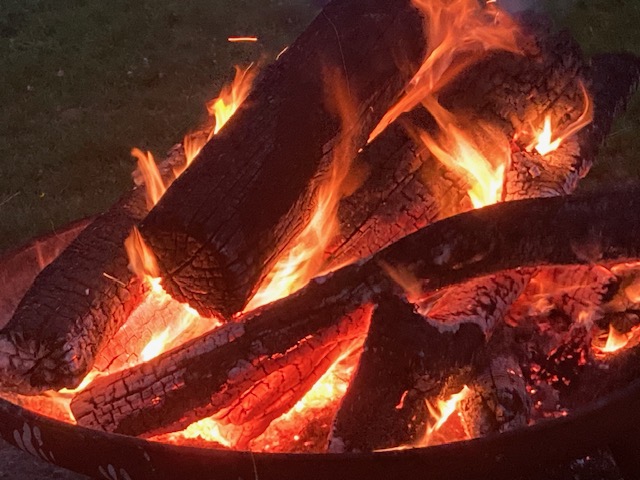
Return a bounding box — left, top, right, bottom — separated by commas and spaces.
139, 0, 427, 318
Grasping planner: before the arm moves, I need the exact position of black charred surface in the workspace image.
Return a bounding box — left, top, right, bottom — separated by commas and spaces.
139, 0, 427, 318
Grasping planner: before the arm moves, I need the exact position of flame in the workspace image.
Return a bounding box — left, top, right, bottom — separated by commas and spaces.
528, 82, 593, 156
131, 148, 167, 209
244, 68, 357, 310
423, 385, 471, 445
164, 417, 235, 448
418, 96, 509, 208
598, 324, 631, 354
369, 0, 522, 142
124, 226, 160, 279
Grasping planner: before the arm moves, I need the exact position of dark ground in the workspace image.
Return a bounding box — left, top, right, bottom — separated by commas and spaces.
1, 0, 640, 478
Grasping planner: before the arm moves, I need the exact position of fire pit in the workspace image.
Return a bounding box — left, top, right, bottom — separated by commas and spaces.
2, 0, 640, 478
4, 195, 640, 479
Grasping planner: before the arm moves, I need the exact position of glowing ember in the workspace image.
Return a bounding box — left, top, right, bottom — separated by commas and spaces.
418, 96, 509, 208
228, 36, 258, 43
369, 0, 522, 143
527, 81, 593, 156
423, 385, 471, 445
245, 68, 357, 310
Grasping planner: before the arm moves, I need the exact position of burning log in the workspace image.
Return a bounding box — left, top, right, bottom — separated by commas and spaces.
0, 147, 186, 394
329, 296, 434, 452
0, 190, 148, 394
72, 187, 640, 438
70, 266, 376, 437
139, 0, 429, 318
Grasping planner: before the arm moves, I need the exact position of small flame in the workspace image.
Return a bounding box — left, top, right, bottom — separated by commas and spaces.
164, 417, 234, 448
418, 96, 509, 208
245, 68, 357, 310
124, 226, 160, 279
131, 148, 167, 209
424, 385, 471, 444
528, 81, 593, 156
369, 0, 522, 142
207, 64, 256, 137
600, 324, 631, 354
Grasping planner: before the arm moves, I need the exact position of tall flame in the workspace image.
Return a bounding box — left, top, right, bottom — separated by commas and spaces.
245, 68, 357, 311
369, 0, 522, 143
418, 96, 510, 208
528, 81, 593, 156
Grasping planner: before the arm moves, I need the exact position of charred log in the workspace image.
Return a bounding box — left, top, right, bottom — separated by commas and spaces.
459, 324, 532, 438
139, 0, 427, 318
0, 148, 186, 394
329, 295, 449, 452
71, 187, 640, 437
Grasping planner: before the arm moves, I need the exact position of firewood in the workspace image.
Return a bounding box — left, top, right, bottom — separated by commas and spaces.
0, 148, 186, 394
458, 323, 532, 438
329, 295, 436, 452
70, 187, 640, 437
70, 268, 377, 437
139, 0, 428, 318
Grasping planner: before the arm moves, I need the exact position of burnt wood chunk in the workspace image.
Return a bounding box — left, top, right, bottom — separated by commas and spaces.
70, 265, 378, 437
0, 148, 186, 394
0, 189, 148, 394
329, 296, 432, 452
139, 0, 427, 318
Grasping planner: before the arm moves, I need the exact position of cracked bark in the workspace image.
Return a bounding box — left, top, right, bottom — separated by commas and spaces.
71, 187, 640, 438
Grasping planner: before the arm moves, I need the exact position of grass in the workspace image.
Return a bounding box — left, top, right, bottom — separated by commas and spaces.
1, 0, 639, 251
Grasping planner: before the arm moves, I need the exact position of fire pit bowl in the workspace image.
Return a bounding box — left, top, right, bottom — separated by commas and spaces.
2, 221, 640, 480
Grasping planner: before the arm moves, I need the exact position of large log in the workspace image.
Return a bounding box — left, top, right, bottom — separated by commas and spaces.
139, 0, 428, 318
0, 147, 186, 394
72, 187, 640, 437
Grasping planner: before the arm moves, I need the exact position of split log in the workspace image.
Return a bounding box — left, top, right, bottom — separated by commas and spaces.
139, 0, 428, 318
0, 147, 186, 394
70, 268, 377, 437
72, 186, 640, 437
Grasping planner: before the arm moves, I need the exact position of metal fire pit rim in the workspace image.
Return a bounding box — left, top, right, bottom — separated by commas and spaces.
2, 374, 640, 480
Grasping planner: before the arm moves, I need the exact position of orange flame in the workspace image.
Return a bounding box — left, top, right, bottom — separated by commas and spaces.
599, 324, 631, 354
245, 68, 357, 311
369, 0, 522, 143
528, 82, 593, 156
423, 385, 471, 445
131, 148, 167, 209
124, 226, 160, 278
418, 96, 509, 208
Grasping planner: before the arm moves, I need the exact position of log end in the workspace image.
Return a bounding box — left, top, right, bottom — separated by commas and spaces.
138, 225, 247, 319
